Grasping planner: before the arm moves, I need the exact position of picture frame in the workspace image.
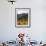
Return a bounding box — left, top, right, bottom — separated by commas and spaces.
15, 8, 31, 28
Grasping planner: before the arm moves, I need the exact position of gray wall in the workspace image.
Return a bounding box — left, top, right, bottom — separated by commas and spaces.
0, 0, 46, 42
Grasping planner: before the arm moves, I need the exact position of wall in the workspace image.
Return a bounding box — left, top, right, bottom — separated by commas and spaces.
0, 0, 46, 42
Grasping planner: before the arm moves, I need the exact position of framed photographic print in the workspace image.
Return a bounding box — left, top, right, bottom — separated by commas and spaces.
15, 8, 31, 28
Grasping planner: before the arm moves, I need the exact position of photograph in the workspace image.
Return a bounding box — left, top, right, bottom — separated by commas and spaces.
15, 8, 31, 28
